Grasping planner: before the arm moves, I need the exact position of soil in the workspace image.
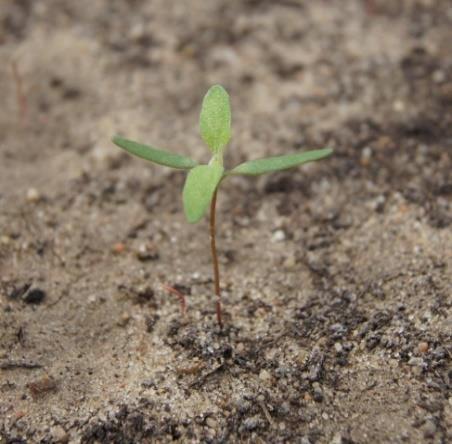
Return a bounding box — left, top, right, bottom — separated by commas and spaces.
0, 1, 451, 443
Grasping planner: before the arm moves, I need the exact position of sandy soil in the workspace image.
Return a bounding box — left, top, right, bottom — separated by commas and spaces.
0, 1, 451, 443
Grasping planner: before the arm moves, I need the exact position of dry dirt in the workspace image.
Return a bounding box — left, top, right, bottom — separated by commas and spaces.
0, 1, 451, 443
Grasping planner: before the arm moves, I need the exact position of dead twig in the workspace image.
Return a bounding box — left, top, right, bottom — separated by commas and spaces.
162, 283, 187, 317
0, 360, 42, 370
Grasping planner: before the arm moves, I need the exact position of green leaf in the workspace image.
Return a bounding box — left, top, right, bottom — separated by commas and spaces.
183, 164, 224, 223
112, 136, 197, 170
199, 85, 231, 154
229, 148, 333, 176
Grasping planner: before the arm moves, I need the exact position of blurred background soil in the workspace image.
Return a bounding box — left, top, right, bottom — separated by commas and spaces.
0, 1, 451, 442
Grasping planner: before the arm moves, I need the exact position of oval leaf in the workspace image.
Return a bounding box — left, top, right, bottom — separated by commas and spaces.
113, 136, 197, 170
183, 164, 224, 223
229, 148, 333, 176
199, 85, 231, 154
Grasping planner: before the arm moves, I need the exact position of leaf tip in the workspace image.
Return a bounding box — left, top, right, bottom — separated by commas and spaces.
199, 84, 231, 154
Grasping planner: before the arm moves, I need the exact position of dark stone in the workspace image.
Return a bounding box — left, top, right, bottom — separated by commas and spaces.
22, 288, 46, 304
313, 388, 323, 402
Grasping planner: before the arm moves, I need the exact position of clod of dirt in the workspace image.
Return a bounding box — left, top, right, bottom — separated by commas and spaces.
118, 283, 155, 305
134, 285, 155, 304
26, 376, 58, 400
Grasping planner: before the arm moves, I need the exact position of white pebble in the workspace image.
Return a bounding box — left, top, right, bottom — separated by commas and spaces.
26, 188, 41, 203
272, 229, 286, 242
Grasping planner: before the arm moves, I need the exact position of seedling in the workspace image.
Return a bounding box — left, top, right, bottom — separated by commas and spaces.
113, 85, 332, 328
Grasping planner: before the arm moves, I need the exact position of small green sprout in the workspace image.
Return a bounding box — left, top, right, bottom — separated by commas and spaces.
113, 85, 332, 328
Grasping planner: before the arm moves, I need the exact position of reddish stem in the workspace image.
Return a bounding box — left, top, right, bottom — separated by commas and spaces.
210, 189, 223, 328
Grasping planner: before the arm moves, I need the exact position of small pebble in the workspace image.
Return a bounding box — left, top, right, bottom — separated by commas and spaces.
51, 425, 69, 443
393, 100, 405, 112
313, 387, 323, 402
113, 242, 126, 254
87, 294, 97, 304
136, 242, 159, 261
205, 417, 217, 429
331, 433, 344, 444
0, 235, 11, 245
272, 229, 286, 242
211, 46, 239, 67
418, 341, 429, 353
117, 312, 130, 326
296, 349, 309, 365
129, 23, 146, 42
370, 195, 386, 212
15, 419, 26, 431
360, 146, 372, 166
408, 357, 423, 367
432, 70, 445, 83
26, 188, 41, 203
240, 416, 261, 432
91, 145, 117, 165
259, 369, 271, 382
283, 254, 296, 269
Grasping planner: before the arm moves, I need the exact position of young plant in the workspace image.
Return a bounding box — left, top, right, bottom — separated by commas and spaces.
113, 85, 332, 328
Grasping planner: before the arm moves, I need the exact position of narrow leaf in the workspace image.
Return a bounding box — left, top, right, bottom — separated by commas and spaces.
183, 164, 224, 223
229, 148, 333, 176
112, 136, 197, 170
199, 85, 231, 154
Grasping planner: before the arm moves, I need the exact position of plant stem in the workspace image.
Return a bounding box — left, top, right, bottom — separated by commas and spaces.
209, 189, 223, 328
